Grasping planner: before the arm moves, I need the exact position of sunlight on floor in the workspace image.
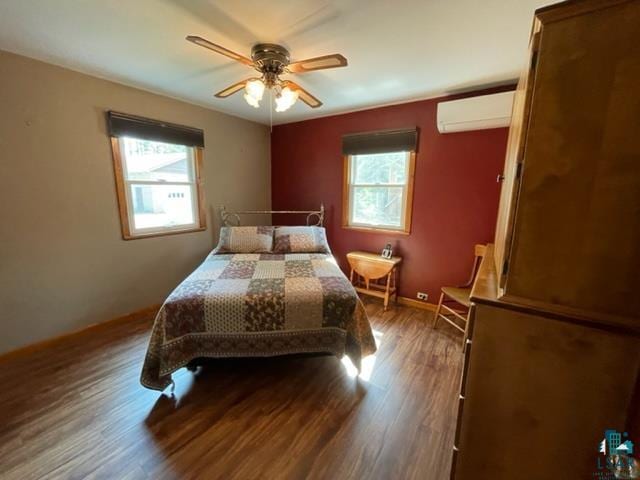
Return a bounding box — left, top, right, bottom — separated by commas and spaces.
341, 328, 383, 381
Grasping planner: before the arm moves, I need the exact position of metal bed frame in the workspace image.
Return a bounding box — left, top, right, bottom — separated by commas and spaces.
219, 204, 325, 227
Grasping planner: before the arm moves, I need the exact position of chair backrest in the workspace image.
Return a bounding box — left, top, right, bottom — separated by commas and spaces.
463, 244, 487, 288
475, 244, 487, 258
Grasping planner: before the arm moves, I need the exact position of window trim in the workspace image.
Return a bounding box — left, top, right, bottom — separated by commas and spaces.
110, 136, 207, 240
342, 151, 416, 235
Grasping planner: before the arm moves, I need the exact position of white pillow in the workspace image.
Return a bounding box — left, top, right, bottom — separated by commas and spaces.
214, 226, 274, 253
273, 226, 331, 254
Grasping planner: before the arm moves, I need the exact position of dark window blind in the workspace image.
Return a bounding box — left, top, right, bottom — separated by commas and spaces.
107, 111, 204, 148
342, 128, 418, 155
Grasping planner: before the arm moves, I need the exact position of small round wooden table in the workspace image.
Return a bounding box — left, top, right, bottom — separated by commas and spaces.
346, 251, 402, 311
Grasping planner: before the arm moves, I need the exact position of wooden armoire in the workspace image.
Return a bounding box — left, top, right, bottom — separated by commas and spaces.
451, 1, 640, 479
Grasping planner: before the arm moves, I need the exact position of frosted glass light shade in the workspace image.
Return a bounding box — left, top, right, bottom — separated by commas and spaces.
245, 79, 265, 101
275, 87, 299, 112
243, 93, 260, 108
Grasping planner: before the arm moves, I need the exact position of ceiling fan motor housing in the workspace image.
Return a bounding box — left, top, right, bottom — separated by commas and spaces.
251, 43, 291, 79
185, 35, 336, 108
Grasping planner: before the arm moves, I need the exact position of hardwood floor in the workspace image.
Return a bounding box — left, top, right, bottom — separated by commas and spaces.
0, 299, 463, 480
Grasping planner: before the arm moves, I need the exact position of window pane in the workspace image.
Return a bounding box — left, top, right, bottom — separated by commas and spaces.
352, 186, 404, 227
129, 184, 195, 231
352, 152, 407, 185
122, 137, 194, 182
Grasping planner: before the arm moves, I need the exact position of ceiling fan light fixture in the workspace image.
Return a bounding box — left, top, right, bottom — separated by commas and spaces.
245, 78, 265, 101
243, 93, 261, 108
187, 36, 343, 112
275, 87, 299, 112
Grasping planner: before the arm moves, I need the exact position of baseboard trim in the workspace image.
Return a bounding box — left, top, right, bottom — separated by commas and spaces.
1, 296, 437, 362
0, 304, 160, 363
397, 296, 438, 312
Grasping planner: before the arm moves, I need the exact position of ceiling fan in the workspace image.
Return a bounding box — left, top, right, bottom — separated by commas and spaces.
186, 36, 348, 112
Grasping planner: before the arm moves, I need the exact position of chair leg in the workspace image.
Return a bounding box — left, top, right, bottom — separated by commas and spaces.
433, 292, 444, 328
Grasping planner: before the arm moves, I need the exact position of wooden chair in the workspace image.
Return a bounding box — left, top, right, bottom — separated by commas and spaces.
433, 244, 486, 345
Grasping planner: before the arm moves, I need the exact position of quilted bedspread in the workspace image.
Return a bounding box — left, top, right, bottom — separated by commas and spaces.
141, 252, 377, 391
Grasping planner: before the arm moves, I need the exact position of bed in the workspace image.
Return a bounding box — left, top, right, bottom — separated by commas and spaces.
140, 206, 377, 391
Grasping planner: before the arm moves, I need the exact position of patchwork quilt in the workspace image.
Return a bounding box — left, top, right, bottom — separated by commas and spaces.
141, 252, 377, 391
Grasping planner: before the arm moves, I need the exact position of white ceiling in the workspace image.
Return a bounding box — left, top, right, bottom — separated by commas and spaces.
0, 0, 553, 125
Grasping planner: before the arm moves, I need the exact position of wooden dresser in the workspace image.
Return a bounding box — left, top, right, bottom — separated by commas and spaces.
451, 1, 640, 479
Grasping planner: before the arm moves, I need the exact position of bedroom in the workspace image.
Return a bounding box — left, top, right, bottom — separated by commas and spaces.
0, 1, 638, 479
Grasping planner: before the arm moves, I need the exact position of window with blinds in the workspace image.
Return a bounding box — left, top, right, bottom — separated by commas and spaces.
107, 111, 206, 239
342, 128, 418, 234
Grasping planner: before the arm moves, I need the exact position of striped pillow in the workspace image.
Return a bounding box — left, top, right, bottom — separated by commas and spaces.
215, 226, 274, 253
273, 226, 331, 254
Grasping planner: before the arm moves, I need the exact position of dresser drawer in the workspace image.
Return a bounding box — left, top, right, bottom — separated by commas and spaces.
458, 304, 475, 398
451, 304, 475, 479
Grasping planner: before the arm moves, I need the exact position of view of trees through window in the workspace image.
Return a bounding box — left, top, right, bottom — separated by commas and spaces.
350, 152, 409, 228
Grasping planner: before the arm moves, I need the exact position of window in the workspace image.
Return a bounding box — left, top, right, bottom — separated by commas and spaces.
108, 112, 206, 239
342, 128, 417, 234
345, 151, 414, 233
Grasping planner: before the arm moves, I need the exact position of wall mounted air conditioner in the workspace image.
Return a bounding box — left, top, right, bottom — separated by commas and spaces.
437, 91, 514, 133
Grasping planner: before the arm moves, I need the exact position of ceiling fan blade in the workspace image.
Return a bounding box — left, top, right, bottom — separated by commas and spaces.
284, 80, 323, 108
214, 79, 254, 98
287, 54, 347, 73
186, 35, 254, 67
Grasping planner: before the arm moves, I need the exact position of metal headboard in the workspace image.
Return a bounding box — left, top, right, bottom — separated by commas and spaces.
219, 204, 324, 227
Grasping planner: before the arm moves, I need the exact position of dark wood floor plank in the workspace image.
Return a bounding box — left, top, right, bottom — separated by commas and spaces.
0, 299, 461, 480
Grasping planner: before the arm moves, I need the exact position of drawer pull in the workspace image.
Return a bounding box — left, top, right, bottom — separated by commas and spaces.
459, 394, 465, 400
465, 339, 472, 345
453, 445, 459, 452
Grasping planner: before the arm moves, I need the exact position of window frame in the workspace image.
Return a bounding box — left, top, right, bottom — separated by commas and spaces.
110, 136, 206, 240
342, 151, 416, 235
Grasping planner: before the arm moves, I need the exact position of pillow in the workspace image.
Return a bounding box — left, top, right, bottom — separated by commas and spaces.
214, 226, 274, 253
273, 226, 331, 254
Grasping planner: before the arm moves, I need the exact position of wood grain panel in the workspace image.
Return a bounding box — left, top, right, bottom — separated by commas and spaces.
110, 136, 132, 239
493, 27, 540, 287
455, 303, 640, 480
504, 0, 640, 318
0, 299, 463, 480
347, 251, 401, 280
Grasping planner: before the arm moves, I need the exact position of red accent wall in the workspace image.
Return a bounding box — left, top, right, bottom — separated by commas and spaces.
271, 87, 511, 303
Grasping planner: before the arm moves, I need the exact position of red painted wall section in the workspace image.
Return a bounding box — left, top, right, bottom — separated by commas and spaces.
271, 87, 511, 303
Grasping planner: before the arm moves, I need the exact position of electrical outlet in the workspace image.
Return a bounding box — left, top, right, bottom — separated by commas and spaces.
416, 292, 428, 301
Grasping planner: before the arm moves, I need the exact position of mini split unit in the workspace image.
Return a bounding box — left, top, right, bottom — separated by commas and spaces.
437, 91, 514, 133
